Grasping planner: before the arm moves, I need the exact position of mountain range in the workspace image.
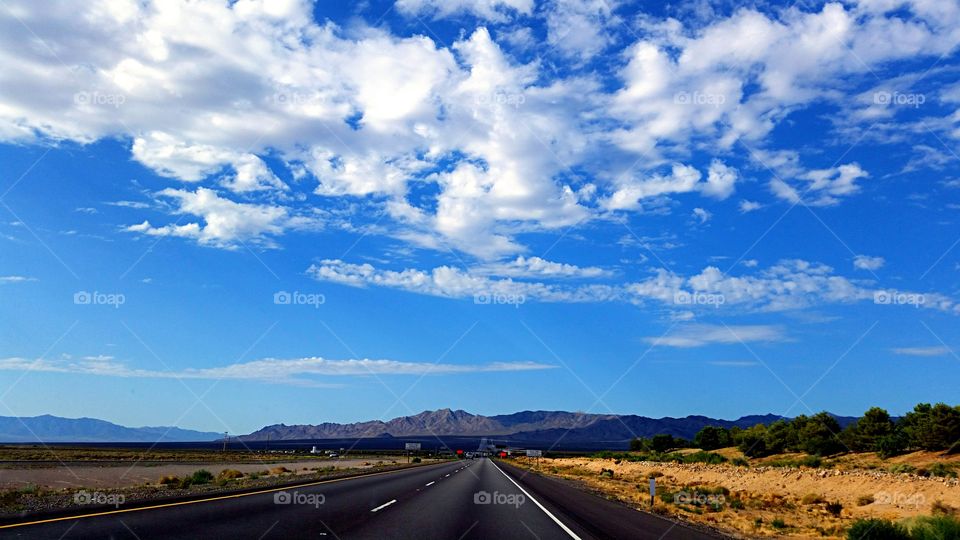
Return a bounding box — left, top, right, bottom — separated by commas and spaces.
238, 409, 844, 444
0, 410, 858, 444
0, 415, 222, 443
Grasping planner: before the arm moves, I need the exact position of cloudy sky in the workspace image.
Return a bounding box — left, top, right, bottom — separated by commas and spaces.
1, 0, 958, 434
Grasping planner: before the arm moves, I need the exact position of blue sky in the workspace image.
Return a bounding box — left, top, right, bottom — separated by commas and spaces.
0, 0, 959, 435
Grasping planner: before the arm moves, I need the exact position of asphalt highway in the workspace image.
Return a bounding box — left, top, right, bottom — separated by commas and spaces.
1, 458, 724, 539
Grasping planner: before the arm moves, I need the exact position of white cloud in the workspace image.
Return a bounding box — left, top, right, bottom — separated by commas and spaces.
853, 255, 885, 271
543, 0, 619, 62
472, 256, 612, 278
0, 0, 954, 257
126, 188, 316, 248
310, 257, 960, 316
0, 355, 554, 386
0, 275, 36, 284
645, 324, 785, 348
394, 0, 533, 22
739, 200, 762, 213
692, 207, 711, 224
891, 346, 950, 357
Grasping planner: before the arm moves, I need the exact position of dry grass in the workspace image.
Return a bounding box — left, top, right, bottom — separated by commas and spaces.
516, 450, 960, 539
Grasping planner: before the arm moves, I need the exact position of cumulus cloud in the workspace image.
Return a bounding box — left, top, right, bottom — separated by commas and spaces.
853, 255, 885, 271
0, 355, 555, 387
0, 0, 954, 257
125, 188, 318, 248
309, 258, 960, 315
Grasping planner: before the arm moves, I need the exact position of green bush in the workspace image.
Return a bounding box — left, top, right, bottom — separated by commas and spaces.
411, 457, 421, 463
927, 463, 957, 478
909, 515, 960, 540
889, 464, 916, 475
772, 518, 788, 530
846, 519, 910, 540
732, 457, 749, 467
190, 469, 214, 485
681, 451, 727, 465
826, 501, 844, 517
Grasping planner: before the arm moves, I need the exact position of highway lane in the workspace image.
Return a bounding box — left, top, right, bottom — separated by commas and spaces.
1, 458, 724, 539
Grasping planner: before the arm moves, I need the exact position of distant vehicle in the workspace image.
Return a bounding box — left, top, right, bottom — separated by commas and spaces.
328, 452, 339, 458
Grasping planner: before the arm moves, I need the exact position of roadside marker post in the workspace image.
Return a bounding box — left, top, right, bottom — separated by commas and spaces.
649, 477, 656, 507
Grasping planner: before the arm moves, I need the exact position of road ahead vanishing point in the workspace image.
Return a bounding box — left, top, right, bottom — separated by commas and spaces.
1, 459, 723, 539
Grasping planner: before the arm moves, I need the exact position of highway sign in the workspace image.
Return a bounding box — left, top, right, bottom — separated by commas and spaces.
404, 442, 421, 451
525, 449, 542, 457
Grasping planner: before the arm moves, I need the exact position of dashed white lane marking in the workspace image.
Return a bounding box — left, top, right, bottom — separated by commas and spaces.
490, 461, 582, 540
425, 481, 435, 486
371, 499, 397, 512
445, 474, 450, 477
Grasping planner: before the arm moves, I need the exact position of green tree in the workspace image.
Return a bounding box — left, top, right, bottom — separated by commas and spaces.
694, 426, 732, 450
799, 412, 845, 456
736, 424, 769, 457
650, 434, 676, 453
901, 403, 960, 451
846, 407, 895, 452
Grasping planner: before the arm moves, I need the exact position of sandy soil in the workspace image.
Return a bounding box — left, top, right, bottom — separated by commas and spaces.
0, 458, 406, 489
516, 453, 960, 539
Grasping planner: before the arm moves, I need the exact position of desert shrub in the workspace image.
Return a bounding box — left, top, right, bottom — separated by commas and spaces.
599, 468, 614, 478
857, 495, 876, 506
889, 464, 916, 475
846, 519, 910, 540
931, 500, 957, 516
909, 515, 960, 540
732, 457, 749, 467
772, 518, 788, 530
802, 493, 826, 505
928, 463, 957, 478
681, 451, 727, 465
158, 475, 179, 485
248, 472, 261, 480
177, 478, 192, 489
729, 498, 745, 510
647, 471, 664, 478
190, 469, 214, 485
826, 501, 844, 517
217, 469, 244, 481
269, 466, 291, 475
411, 457, 421, 463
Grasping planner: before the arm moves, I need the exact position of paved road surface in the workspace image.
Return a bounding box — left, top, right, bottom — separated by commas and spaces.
1, 458, 724, 539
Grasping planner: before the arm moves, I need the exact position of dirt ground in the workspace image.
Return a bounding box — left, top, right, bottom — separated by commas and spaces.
0, 457, 409, 489
515, 451, 960, 539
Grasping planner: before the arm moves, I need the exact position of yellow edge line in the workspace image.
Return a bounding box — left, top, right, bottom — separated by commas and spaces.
0, 462, 439, 530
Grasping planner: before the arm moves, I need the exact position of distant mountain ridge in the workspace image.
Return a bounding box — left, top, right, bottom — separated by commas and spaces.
239, 409, 853, 443
0, 415, 222, 443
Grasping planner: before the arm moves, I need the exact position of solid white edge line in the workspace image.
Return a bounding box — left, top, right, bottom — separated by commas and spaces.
370, 499, 397, 512
490, 460, 582, 540
425, 481, 435, 486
